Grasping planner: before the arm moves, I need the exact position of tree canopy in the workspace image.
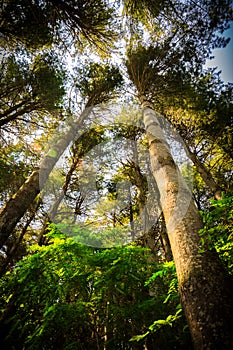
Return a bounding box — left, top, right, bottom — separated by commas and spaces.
0, 0, 233, 349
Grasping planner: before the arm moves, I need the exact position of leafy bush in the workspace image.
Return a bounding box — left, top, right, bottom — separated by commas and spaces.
200, 194, 233, 274
0, 225, 194, 349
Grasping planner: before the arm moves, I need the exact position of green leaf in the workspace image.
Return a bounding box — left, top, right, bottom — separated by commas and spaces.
130, 332, 149, 342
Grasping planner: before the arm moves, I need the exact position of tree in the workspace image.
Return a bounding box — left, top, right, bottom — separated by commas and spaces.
125, 36, 233, 348
0, 0, 116, 50
0, 63, 123, 248
1, 0, 233, 348
157, 69, 233, 199
38, 127, 106, 244
0, 228, 192, 349
0, 52, 65, 127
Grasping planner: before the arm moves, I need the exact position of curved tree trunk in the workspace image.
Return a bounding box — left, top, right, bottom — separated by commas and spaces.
141, 97, 233, 349
0, 107, 91, 248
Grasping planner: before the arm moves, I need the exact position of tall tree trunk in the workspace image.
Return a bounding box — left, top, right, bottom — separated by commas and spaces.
141, 97, 233, 349
0, 107, 91, 248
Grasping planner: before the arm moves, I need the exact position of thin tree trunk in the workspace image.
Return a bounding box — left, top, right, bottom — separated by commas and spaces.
38, 126, 105, 244
128, 184, 135, 239
150, 173, 173, 261
141, 97, 233, 349
38, 156, 83, 244
159, 213, 173, 262
0, 107, 92, 248
182, 137, 223, 200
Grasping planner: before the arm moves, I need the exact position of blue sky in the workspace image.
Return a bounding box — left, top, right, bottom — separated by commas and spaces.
205, 23, 233, 83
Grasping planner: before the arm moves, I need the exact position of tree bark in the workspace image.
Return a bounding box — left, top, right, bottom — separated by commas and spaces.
0, 107, 91, 248
141, 98, 233, 349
